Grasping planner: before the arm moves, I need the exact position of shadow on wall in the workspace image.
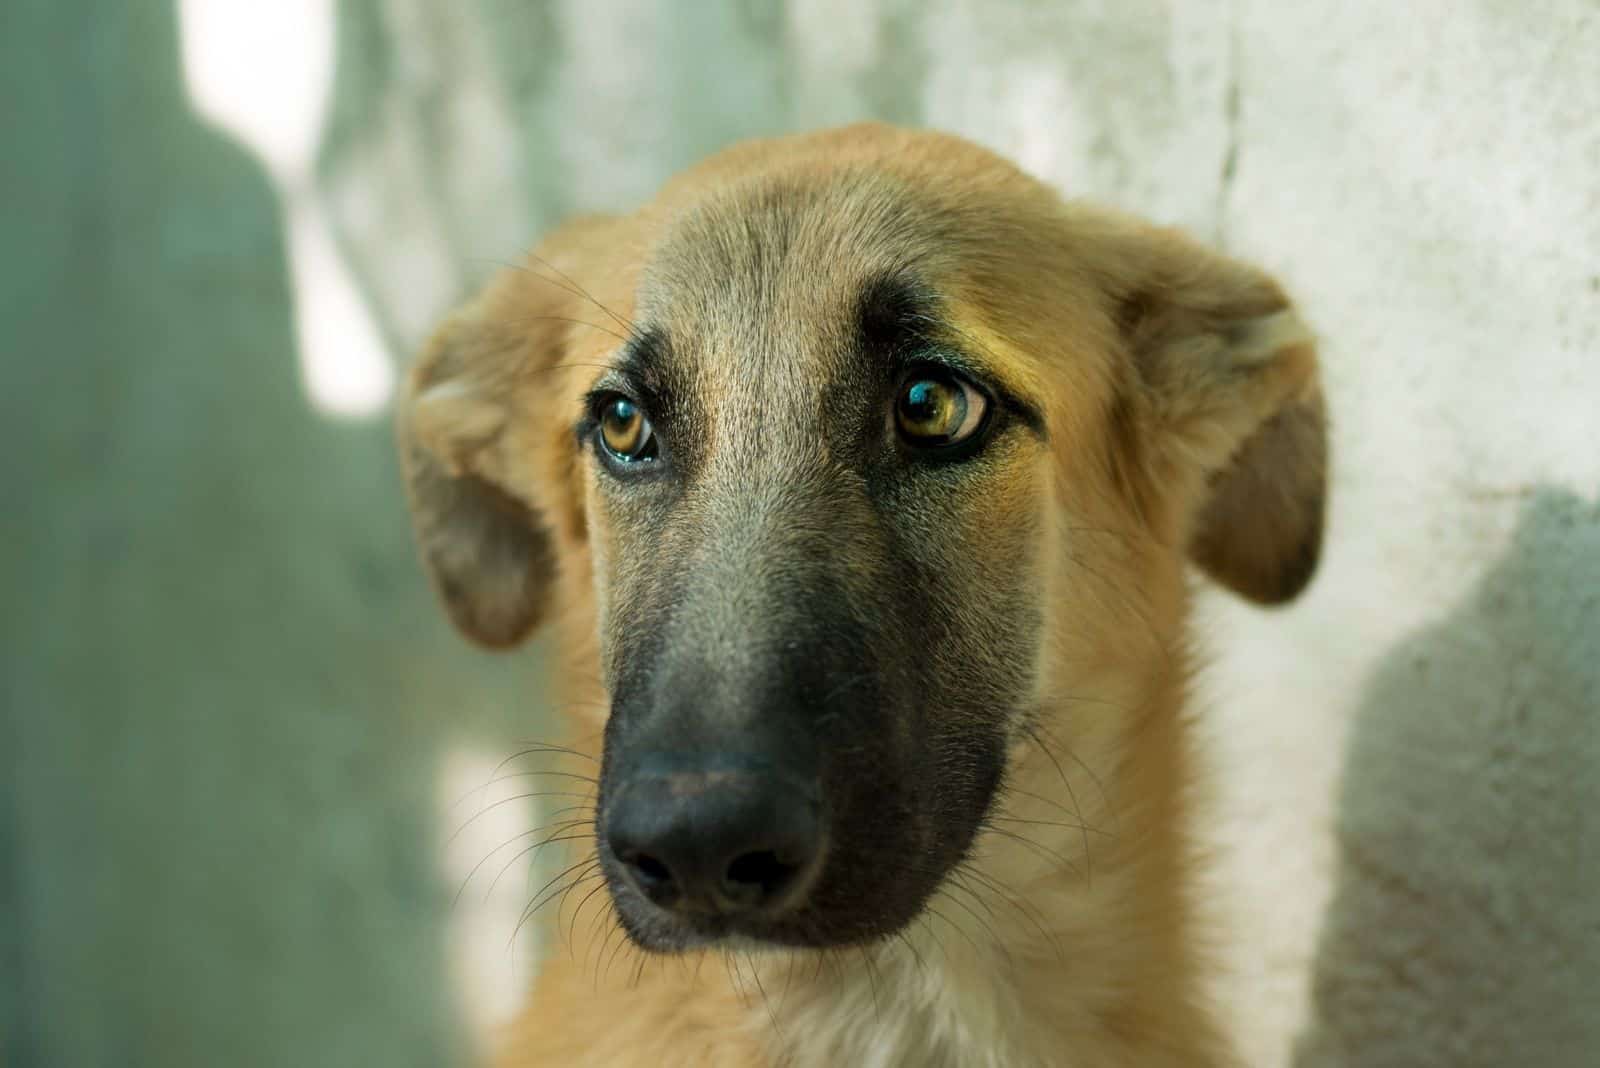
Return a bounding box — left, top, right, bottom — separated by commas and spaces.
3, 4, 546, 1067
1295, 489, 1600, 1067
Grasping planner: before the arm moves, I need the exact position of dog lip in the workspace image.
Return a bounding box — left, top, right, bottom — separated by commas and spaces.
621, 908, 800, 951
603, 838, 841, 950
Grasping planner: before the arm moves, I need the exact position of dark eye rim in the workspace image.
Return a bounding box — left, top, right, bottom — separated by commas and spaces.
892, 362, 997, 461
588, 391, 662, 470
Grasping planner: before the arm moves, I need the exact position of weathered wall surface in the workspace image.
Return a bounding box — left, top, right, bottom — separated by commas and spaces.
6, 2, 1596, 1066
2, 5, 545, 1067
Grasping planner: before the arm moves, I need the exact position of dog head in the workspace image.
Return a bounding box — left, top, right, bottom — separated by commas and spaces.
399, 125, 1325, 952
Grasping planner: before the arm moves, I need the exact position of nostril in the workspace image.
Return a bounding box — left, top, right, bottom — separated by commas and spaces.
629, 853, 671, 887
723, 850, 800, 904
621, 851, 678, 905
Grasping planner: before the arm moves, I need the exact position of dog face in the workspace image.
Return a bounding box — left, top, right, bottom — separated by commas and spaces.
578, 179, 1064, 950
399, 126, 1325, 954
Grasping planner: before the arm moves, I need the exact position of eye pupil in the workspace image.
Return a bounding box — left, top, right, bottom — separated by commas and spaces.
896, 378, 966, 442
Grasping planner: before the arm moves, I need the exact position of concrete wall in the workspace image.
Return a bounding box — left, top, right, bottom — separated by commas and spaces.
6, 2, 1596, 1066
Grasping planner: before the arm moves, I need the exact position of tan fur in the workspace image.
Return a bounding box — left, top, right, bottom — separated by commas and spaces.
397, 124, 1326, 1067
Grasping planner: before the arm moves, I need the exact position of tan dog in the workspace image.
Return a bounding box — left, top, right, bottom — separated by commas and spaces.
399, 124, 1325, 1067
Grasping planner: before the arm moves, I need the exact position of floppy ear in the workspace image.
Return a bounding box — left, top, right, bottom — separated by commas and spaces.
1105, 223, 1328, 605
396, 273, 560, 649
398, 215, 627, 646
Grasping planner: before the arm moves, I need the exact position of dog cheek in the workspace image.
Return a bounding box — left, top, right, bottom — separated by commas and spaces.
586, 505, 621, 671
585, 488, 654, 684
955, 459, 1051, 719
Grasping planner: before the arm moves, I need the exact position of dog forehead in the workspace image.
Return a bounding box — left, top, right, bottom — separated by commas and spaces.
631, 176, 947, 435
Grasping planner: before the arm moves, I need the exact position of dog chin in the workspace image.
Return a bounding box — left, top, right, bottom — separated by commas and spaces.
610, 887, 903, 955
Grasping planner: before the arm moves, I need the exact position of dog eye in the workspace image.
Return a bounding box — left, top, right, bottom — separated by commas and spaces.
894, 369, 989, 449
596, 395, 657, 463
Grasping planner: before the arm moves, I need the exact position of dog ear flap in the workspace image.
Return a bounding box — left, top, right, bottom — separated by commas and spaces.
1187, 379, 1326, 605
396, 277, 558, 649
1106, 224, 1328, 605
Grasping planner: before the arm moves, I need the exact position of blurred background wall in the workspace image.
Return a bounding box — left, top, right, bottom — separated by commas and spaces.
4, 2, 1596, 1066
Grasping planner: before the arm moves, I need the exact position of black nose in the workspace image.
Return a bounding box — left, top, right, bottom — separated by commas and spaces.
605, 767, 824, 917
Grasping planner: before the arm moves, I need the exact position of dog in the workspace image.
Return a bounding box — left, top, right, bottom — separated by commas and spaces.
398, 123, 1325, 1067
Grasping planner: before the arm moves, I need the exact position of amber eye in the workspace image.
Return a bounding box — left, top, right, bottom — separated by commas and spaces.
894, 369, 989, 449
597, 396, 656, 463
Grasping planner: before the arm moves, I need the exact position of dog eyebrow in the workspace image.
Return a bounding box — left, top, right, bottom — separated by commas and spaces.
611, 326, 671, 391
856, 272, 939, 352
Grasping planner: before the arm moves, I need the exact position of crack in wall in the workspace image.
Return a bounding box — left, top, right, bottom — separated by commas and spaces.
1215, 9, 1242, 249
